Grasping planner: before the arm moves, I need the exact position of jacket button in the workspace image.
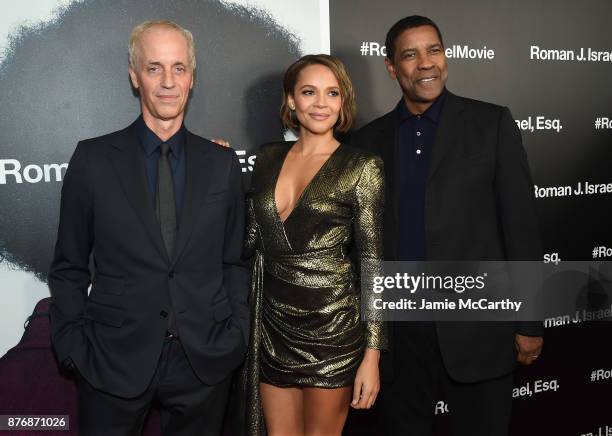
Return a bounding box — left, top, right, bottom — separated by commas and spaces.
168, 271, 175, 278
159, 310, 168, 318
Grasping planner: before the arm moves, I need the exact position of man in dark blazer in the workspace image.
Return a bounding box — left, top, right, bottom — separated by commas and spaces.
351, 16, 544, 436
48, 20, 249, 435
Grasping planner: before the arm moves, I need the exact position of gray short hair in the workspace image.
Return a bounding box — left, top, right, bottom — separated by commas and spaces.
129, 20, 196, 70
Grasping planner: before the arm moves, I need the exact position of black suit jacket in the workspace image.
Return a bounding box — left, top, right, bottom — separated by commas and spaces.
48, 120, 250, 397
351, 92, 543, 383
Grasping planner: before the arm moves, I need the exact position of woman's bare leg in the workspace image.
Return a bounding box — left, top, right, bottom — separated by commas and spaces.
260, 382, 305, 436
303, 386, 352, 436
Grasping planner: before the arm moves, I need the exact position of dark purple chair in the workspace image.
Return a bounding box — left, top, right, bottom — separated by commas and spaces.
0, 297, 161, 435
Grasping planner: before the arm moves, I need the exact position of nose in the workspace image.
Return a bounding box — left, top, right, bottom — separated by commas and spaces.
417, 52, 434, 70
314, 92, 327, 108
161, 69, 175, 88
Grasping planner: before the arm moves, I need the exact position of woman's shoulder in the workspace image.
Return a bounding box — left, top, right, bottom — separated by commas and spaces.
251, 141, 293, 169
255, 141, 293, 158
338, 143, 384, 171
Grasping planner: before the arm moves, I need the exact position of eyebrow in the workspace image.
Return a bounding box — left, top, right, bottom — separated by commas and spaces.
146, 61, 187, 66
298, 84, 340, 90
400, 43, 442, 54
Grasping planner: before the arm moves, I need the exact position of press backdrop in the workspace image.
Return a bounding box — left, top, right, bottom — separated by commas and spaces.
1, 1, 610, 434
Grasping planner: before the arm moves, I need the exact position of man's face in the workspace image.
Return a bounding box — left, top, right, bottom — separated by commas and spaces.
385, 25, 448, 112
129, 27, 194, 122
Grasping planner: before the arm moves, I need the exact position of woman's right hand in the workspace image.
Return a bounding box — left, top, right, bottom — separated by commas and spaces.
211, 138, 231, 148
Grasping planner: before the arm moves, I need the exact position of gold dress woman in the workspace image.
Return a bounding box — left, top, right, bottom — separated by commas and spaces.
242, 55, 387, 436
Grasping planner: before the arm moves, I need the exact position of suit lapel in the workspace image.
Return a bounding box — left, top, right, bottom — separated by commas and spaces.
108, 123, 169, 262
427, 92, 465, 184
171, 132, 213, 267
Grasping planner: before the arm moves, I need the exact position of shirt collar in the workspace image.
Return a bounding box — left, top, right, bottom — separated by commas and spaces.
396, 87, 447, 124
136, 115, 186, 158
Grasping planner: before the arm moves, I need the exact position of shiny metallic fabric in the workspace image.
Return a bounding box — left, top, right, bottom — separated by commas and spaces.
241, 142, 387, 435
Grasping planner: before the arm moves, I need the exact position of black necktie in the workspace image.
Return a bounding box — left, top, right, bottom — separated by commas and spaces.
156, 143, 176, 257
156, 143, 178, 336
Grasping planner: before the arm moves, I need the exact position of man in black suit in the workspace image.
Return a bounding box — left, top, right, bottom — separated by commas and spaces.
351, 16, 543, 436
48, 20, 249, 435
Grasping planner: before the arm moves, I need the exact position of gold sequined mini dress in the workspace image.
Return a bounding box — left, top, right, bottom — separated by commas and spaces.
242, 142, 387, 433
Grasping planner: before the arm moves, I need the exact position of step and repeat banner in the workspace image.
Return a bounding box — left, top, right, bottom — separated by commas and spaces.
1, 1, 610, 435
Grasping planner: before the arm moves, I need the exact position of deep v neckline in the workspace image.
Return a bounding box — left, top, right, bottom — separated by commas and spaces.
273, 142, 343, 225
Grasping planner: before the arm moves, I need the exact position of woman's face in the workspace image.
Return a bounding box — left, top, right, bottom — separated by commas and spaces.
288, 64, 342, 136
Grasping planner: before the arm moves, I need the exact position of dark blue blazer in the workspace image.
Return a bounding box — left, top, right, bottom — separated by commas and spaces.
49, 120, 250, 397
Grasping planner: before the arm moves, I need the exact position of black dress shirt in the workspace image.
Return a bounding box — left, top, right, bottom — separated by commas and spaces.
396, 89, 447, 261
135, 115, 186, 225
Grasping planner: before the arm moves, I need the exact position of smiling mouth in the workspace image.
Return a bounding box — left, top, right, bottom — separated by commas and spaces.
417, 77, 438, 83
310, 113, 330, 120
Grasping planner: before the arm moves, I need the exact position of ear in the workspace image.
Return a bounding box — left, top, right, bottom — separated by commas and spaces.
287, 95, 296, 111
189, 66, 196, 91
384, 57, 397, 81
129, 67, 139, 90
